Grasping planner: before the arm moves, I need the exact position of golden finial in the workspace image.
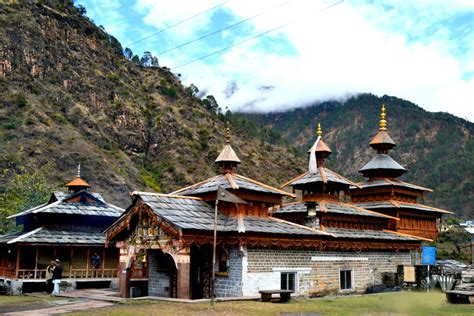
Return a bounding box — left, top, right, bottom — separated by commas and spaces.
225, 121, 231, 144
379, 104, 387, 131
317, 123, 323, 137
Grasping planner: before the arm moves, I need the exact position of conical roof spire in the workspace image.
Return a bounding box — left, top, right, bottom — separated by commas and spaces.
215, 122, 240, 173
369, 105, 396, 153
66, 164, 91, 192
307, 123, 332, 161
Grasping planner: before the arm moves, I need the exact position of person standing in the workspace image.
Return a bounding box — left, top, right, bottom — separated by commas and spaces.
45, 261, 55, 294
91, 252, 101, 277
52, 259, 62, 295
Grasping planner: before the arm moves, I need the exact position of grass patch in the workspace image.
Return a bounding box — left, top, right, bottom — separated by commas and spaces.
0, 294, 64, 306
66, 291, 473, 316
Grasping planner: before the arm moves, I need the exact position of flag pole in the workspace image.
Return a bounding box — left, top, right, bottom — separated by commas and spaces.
211, 198, 218, 307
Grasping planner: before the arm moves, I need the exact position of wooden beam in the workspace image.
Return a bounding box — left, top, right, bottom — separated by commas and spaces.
34, 247, 39, 279
69, 248, 73, 278
15, 247, 20, 279
86, 248, 90, 278
101, 248, 106, 278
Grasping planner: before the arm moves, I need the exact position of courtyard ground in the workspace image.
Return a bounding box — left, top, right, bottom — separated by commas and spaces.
0, 291, 473, 315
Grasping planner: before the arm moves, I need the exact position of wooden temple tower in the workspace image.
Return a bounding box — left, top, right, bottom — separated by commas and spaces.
349, 106, 452, 240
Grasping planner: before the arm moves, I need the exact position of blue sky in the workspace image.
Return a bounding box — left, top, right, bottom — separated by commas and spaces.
76, 0, 474, 121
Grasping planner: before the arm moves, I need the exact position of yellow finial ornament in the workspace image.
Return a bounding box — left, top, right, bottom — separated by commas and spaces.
225, 121, 231, 144
317, 123, 323, 137
379, 105, 387, 131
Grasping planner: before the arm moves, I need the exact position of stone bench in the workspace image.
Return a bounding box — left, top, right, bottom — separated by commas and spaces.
445, 290, 474, 304
259, 290, 293, 303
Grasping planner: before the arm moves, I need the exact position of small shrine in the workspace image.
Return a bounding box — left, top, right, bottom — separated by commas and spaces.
0, 166, 129, 293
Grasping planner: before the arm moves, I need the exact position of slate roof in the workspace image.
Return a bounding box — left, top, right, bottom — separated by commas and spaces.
9, 191, 124, 219
359, 154, 406, 174
351, 179, 432, 192
355, 200, 453, 214
0, 227, 105, 245
275, 201, 395, 219
282, 169, 357, 187
325, 228, 421, 241
172, 173, 294, 197
134, 193, 328, 236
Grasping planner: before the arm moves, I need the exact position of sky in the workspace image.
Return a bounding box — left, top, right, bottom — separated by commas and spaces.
77, 0, 474, 121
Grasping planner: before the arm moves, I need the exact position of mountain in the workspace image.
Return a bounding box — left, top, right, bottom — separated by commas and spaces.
0, 1, 301, 207
0, 1, 471, 219
232, 94, 473, 217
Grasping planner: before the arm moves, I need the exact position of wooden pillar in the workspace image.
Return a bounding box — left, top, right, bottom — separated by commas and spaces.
176, 249, 191, 299
34, 247, 39, 279
15, 247, 20, 279
69, 248, 73, 278
86, 249, 90, 278
101, 248, 105, 277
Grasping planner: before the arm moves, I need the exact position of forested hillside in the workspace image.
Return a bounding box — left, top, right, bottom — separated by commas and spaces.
232, 94, 473, 217
0, 0, 471, 227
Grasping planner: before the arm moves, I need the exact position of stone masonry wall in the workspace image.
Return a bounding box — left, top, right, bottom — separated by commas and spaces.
148, 250, 171, 297
243, 248, 411, 296
215, 247, 243, 297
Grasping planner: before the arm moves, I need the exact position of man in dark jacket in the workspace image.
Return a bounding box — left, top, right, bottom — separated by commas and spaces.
52, 259, 62, 295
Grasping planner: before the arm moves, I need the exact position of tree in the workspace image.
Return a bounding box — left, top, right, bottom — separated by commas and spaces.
151, 56, 159, 67
131, 55, 140, 65
123, 47, 133, 60
0, 163, 59, 234
202, 95, 219, 113
76, 4, 87, 15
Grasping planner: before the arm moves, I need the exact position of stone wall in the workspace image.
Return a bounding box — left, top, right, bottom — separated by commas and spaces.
148, 250, 171, 297
215, 247, 243, 297
243, 248, 412, 296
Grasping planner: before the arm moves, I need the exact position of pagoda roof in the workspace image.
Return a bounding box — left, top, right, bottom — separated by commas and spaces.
0, 227, 105, 245
108, 192, 329, 236
351, 178, 432, 192
172, 173, 294, 198
215, 144, 241, 163
325, 228, 429, 241
307, 138, 332, 154
274, 201, 398, 219
369, 130, 396, 147
281, 169, 358, 188
359, 154, 406, 174
66, 177, 91, 188
355, 200, 453, 215
8, 190, 124, 219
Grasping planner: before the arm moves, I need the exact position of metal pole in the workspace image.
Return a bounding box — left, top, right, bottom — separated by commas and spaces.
211, 199, 218, 307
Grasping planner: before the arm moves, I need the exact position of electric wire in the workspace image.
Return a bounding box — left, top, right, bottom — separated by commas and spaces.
171, 0, 344, 70
126, 1, 230, 48
156, 0, 294, 56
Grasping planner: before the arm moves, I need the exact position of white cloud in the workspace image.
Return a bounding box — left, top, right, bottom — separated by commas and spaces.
136, 0, 474, 120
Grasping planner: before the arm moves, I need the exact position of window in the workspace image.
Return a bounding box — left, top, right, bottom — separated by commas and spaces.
281, 272, 296, 291
340, 270, 352, 290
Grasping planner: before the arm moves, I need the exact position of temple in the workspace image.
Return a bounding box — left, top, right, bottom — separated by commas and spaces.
0, 166, 129, 293
105, 124, 425, 299
349, 106, 452, 239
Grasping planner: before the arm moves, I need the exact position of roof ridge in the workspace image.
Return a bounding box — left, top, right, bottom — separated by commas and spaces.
341, 202, 400, 220
280, 172, 308, 188
7, 227, 44, 244
324, 168, 360, 188
132, 191, 204, 201
382, 229, 433, 242
171, 174, 222, 194
225, 173, 239, 190
233, 173, 295, 197
268, 216, 334, 236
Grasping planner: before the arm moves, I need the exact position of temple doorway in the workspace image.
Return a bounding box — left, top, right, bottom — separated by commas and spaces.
190, 244, 213, 299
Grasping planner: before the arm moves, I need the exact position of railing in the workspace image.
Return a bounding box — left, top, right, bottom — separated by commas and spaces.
0, 267, 16, 278
70, 268, 118, 279
18, 269, 46, 279
11, 268, 147, 280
